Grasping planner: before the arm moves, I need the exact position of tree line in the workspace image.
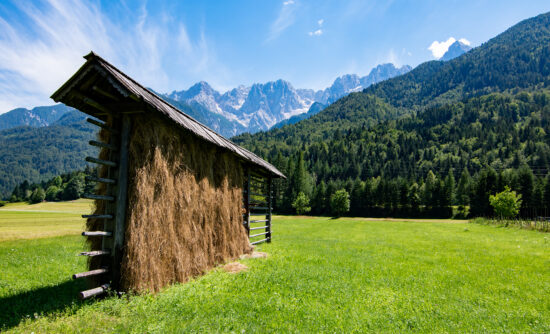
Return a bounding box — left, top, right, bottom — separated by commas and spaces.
271, 153, 550, 218
8, 167, 96, 203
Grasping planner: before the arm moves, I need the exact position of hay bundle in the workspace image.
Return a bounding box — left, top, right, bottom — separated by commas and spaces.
120, 115, 252, 292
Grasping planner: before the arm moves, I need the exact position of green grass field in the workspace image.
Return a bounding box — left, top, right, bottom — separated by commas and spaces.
0, 202, 549, 333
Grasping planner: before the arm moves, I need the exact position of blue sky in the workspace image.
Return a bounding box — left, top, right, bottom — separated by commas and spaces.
0, 0, 549, 112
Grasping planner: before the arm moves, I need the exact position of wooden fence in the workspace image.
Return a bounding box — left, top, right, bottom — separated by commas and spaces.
243, 170, 272, 245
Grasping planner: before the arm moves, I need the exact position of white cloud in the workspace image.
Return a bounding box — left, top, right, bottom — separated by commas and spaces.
308, 18, 324, 36
0, 0, 227, 112
308, 29, 323, 36
267, 0, 296, 42
459, 38, 471, 46
428, 37, 456, 59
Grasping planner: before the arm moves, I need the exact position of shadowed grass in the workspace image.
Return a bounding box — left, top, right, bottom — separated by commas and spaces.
1, 213, 549, 332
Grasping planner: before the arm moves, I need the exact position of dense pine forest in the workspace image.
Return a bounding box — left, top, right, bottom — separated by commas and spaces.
233, 13, 550, 218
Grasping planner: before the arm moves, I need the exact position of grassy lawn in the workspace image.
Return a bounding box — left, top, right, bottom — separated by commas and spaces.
0, 200, 92, 241
0, 203, 549, 332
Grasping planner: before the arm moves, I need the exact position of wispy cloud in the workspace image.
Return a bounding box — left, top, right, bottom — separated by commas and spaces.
428, 37, 471, 59
266, 0, 297, 42
0, 0, 225, 112
308, 29, 322, 36
308, 18, 324, 37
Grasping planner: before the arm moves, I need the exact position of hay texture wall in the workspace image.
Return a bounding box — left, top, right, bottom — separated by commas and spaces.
88, 114, 252, 292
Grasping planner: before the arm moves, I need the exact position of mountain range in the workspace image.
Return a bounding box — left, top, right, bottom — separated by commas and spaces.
0, 63, 411, 138
163, 63, 411, 134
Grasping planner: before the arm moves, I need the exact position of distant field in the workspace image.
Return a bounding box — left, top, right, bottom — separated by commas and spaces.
1, 202, 549, 333
0, 199, 92, 241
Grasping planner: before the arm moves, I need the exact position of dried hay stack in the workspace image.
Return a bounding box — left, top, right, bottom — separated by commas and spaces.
87, 114, 252, 292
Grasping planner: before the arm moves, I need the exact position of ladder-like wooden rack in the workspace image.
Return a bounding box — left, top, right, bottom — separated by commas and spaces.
72, 116, 131, 299
243, 170, 272, 245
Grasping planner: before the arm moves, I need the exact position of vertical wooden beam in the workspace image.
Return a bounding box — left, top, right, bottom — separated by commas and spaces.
112, 114, 131, 289
267, 176, 272, 243
245, 169, 251, 236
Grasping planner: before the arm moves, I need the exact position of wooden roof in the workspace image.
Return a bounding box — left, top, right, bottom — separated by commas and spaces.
51, 52, 285, 179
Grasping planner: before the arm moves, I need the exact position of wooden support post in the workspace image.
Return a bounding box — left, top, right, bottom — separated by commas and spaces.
267, 177, 272, 243
111, 114, 131, 290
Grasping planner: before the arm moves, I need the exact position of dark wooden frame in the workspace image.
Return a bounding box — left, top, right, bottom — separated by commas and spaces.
243, 169, 273, 245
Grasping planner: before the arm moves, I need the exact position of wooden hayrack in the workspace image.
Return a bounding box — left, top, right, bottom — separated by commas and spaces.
52, 52, 285, 299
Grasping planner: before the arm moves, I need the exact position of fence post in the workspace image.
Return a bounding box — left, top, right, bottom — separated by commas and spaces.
267, 176, 272, 243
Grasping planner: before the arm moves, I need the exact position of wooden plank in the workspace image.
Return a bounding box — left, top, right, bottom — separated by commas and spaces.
82, 214, 113, 219
89, 140, 117, 151
74, 91, 113, 115
250, 213, 268, 216
72, 268, 108, 279
86, 176, 116, 184
249, 219, 269, 223
86, 118, 119, 134
249, 226, 268, 231
111, 114, 131, 290
86, 156, 117, 167
82, 231, 112, 237
251, 238, 268, 245
243, 191, 268, 197
83, 194, 115, 201
92, 85, 119, 101
79, 250, 110, 256
79, 284, 110, 300
250, 232, 269, 238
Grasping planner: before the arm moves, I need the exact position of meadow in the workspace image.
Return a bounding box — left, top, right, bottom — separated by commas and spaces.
0, 201, 549, 333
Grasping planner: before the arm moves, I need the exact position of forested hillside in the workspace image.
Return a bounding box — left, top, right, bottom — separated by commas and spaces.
0, 111, 96, 197
233, 12, 550, 218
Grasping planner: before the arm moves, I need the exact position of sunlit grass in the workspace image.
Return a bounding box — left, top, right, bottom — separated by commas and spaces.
0, 200, 92, 241
1, 206, 549, 332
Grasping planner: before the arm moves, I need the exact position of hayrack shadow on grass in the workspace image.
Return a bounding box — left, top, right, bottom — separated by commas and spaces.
0, 279, 87, 330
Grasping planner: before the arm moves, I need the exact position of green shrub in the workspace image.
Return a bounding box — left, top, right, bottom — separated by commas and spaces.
45, 186, 61, 202
330, 189, 350, 217
292, 192, 311, 215
489, 186, 522, 218
30, 187, 46, 204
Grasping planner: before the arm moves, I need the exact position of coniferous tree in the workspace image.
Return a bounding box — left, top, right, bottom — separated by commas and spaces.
456, 169, 471, 206
517, 166, 534, 213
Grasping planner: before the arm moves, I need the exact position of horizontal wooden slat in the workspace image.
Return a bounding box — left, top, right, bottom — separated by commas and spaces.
250, 206, 269, 210
243, 190, 268, 197
251, 238, 269, 245
250, 232, 269, 238
82, 214, 113, 219
72, 268, 108, 279
82, 231, 112, 237
250, 213, 268, 216
79, 250, 110, 257
249, 219, 269, 223
79, 284, 110, 300
86, 176, 116, 184
249, 226, 268, 231
83, 194, 115, 201
86, 157, 117, 167
86, 118, 119, 133
89, 140, 117, 151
